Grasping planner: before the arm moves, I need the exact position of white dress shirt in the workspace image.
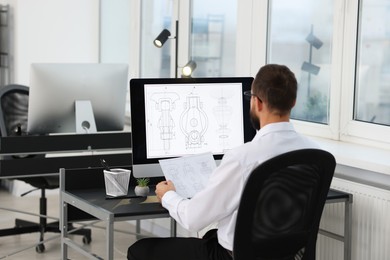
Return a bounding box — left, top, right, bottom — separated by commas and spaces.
161, 122, 320, 251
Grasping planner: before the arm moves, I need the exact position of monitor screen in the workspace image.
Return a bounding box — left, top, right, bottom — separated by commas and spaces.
130, 77, 255, 178
27, 63, 129, 135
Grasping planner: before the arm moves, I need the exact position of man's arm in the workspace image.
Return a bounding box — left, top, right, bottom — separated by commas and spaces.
154, 152, 245, 232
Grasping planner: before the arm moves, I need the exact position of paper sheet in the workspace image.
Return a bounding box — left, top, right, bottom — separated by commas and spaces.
159, 152, 217, 198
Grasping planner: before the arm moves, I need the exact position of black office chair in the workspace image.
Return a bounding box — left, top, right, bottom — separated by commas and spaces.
0, 84, 91, 253
233, 149, 336, 260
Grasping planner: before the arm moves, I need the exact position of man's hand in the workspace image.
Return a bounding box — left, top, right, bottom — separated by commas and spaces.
155, 180, 176, 203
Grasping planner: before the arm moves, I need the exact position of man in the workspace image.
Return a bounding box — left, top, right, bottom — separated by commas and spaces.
127, 64, 319, 260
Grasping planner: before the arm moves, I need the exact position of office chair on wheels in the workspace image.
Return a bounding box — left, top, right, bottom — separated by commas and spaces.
0, 84, 91, 253
233, 149, 336, 260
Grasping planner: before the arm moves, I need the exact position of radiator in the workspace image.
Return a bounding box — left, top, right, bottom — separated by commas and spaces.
316, 178, 390, 260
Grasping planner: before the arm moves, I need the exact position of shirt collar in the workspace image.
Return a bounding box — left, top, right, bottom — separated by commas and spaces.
252, 122, 295, 141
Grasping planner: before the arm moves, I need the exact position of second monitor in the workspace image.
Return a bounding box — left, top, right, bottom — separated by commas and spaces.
27, 63, 129, 135
130, 77, 255, 178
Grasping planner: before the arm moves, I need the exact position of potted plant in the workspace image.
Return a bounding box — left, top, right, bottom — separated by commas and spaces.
134, 178, 150, 197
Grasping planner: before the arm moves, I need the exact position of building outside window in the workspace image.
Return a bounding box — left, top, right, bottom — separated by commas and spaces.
190, 0, 236, 77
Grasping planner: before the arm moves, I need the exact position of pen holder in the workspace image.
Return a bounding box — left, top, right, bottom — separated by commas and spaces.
103, 168, 131, 197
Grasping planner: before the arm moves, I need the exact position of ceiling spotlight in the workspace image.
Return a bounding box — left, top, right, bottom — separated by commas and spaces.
182, 60, 197, 77
153, 29, 171, 48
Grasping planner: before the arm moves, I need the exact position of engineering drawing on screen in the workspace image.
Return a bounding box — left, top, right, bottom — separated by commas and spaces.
149, 92, 180, 150
145, 83, 244, 158
180, 94, 208, 149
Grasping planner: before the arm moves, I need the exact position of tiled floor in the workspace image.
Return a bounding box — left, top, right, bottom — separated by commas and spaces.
0, 186, 140, 260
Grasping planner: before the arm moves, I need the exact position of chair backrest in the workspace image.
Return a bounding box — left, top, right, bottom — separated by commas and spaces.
233, 149, 336, 260
0, 84, 29, 137
0, 84, 47, 173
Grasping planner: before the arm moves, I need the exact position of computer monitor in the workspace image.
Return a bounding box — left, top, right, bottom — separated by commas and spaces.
27, 63, 129, 134
130, 77, 255, 178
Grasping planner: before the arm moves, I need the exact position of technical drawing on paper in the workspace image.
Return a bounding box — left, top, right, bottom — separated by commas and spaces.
150, 92, 180, 151
159, 152, 217, 198
180, 94, 208, 150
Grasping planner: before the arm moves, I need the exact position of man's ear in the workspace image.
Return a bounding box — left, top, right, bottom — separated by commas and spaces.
255, 97, 263, 112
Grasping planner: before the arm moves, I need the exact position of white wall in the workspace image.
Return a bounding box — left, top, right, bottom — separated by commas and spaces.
3, 0, 100, 195
10, 0, 99, 85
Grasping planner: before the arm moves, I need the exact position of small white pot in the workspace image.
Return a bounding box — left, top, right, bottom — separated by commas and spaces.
134, 186, 150, 197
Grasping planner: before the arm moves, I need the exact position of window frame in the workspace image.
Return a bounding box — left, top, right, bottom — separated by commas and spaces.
259, 0, 390, 149
108, 0, 390, 149
339, 0, 390, 148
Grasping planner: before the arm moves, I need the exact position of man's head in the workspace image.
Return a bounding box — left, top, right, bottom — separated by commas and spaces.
249, 64, 297, 130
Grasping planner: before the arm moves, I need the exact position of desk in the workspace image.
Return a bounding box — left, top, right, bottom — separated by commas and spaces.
0, 132, 131, 178
59, 167, 173, 260
60, 167, 352, 260
0, 133, 132, 254
320, 189, 353, 260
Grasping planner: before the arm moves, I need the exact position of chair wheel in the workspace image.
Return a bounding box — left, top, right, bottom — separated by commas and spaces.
82, 235, 92, 244
35, 243, 45, 253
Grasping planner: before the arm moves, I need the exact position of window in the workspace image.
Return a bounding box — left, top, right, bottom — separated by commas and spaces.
100, 0, 390, 148
100, 0, 130, 64
355, 0, 390, 127
267, 0, 334, 124
190, 0, 237, 77
140, 0, 173, 78
138, 0, 237, 78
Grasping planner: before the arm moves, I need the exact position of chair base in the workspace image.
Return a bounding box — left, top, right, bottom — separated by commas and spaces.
0, 218, 92, 253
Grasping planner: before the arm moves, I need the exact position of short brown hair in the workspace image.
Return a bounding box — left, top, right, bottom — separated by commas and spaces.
252, 64, 297, 116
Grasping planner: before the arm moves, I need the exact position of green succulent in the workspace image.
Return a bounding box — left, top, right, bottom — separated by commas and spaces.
136, 178, 150, 187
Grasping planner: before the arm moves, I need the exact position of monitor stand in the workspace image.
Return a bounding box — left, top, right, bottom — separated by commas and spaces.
75, 100, 97, 134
